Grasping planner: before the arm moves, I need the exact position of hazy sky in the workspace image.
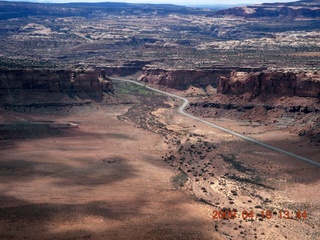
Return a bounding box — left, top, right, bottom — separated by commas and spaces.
41, 0, 298, 6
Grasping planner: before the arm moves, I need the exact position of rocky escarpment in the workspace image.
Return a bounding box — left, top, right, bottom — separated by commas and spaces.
187, 97, 320, 144
217, 71, 320, 98
138, 66, 265, 90
100, 61, 151, 77
138, 66, 319, 99
0, 68, 113, 104
211, 0, 320, 19
188, 69, 320, 144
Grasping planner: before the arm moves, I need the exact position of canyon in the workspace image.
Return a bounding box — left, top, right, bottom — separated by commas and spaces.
1, 63, 319, 146
0, 0, 319, 239
138, 66, 320, 98
136, 67, 320, 145
1, 66, 319, 100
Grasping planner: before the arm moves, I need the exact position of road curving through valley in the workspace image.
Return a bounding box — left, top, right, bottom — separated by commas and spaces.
111, 77, 320, 167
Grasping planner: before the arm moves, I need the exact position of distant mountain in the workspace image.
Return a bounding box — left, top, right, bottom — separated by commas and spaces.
209, 0, 320, 19
0, 1, 210, 20
185, 4, 240, 10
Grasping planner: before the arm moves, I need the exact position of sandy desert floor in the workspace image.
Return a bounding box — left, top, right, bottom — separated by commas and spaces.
0, 82, 319, 239
0, 102, 218, 240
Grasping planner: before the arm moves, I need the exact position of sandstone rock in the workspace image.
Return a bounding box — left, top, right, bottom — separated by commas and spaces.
0, 69, 71, 92
211, 1, 320, 19
217, 71, 320, 98
99, 69, 114, 93
138, 67, 257, 90
295, 78, 320, 98
73, 70, 100, 92
102, 61, 150, 77
0, 68, 113, 104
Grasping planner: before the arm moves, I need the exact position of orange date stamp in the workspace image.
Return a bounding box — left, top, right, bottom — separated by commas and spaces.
212, 209, 307, 220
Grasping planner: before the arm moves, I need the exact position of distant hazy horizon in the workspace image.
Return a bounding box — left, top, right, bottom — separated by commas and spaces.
2, 0, 299, 7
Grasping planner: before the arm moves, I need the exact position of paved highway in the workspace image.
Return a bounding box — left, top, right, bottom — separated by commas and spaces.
111, 77, 320, 167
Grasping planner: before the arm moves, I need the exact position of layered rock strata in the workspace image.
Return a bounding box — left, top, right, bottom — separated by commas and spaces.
101, 61, 151, 77
138, 67, 265, 90
0, 68, 113, 104
211, 0, 320, 19
217, 71, 320, 98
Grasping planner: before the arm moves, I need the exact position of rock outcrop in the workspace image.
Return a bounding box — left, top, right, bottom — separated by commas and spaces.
217, 71, 320, 98
99, 69, 114, 93
0, 68, 113, 104
100, 61, 151, 77
211, 0, 320, 19
138, 66, 265, 90
138, 66, 319, 99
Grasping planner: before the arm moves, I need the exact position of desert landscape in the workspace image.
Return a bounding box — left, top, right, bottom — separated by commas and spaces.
0, 0, 319, 239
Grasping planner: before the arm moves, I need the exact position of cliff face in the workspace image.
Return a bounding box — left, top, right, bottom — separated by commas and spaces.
101, 61, 151, 77
0, 69, 69, 92
138, 68, 223, 89
212, 0, 320, 19
217, 71, 320, 98
138, 67, 264, 90
138, 67, 319, 99
0, 68, 113, 104
214, 6, 320, 19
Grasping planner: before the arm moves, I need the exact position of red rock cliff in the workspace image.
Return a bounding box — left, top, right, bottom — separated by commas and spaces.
217, 71, 320, 98
139, 67, 257, 90
0, 68, 113, 103
138, 66, 266, 90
